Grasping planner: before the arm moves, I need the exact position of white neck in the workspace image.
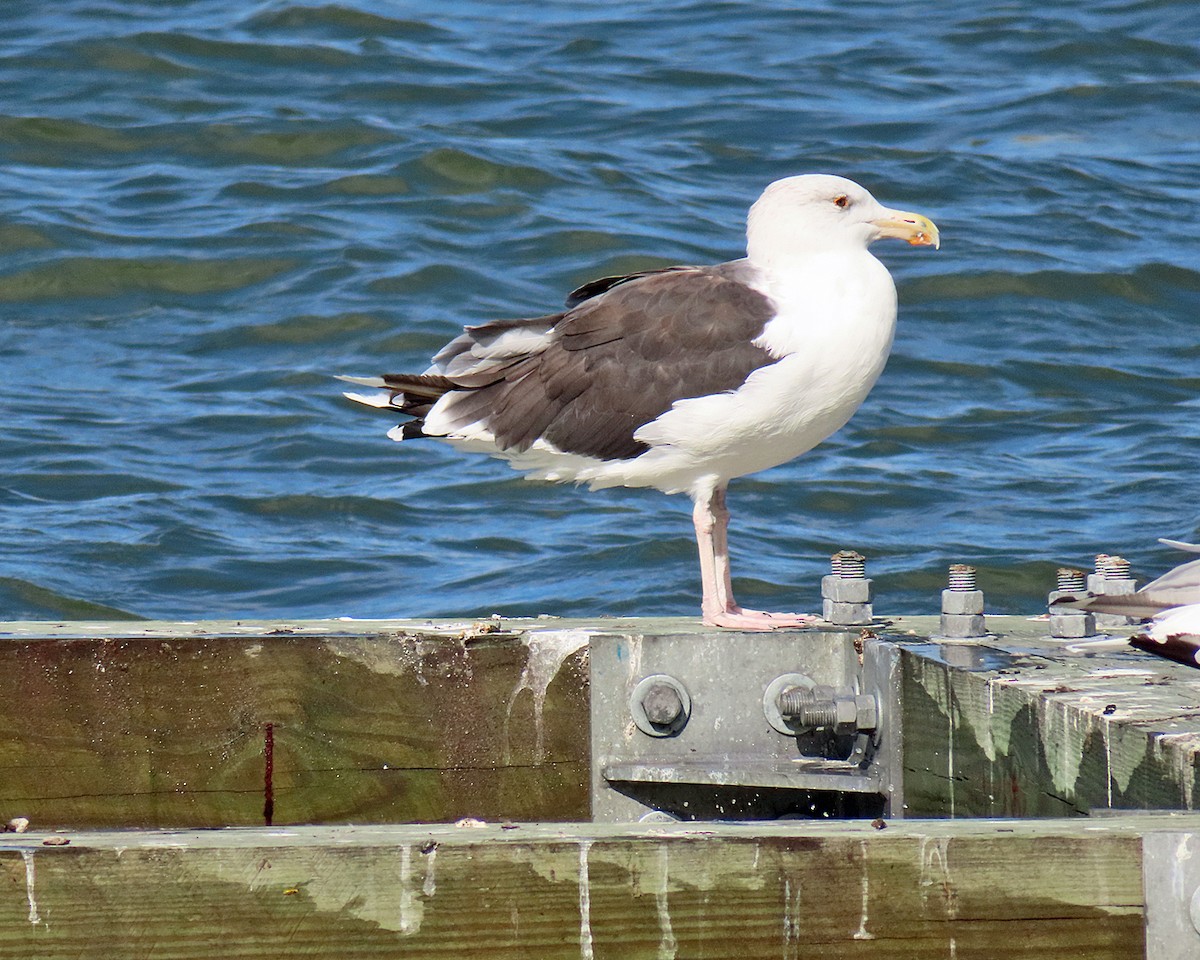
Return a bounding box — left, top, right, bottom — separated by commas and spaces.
746, 241, 881, 291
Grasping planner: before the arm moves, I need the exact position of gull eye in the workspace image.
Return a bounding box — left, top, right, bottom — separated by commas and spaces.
833, 195, 850, 209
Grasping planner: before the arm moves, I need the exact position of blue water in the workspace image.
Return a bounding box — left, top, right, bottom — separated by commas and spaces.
1, 1, 1198, 622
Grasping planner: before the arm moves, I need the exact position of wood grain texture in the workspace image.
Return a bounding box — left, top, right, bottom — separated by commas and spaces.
0, 624, 590, 828
0, 820, 1148, 959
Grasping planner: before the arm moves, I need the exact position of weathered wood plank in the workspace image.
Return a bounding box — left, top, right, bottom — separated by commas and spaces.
0, 621, 592, 828
894, 616, 1200, 818
6, 615, 1200, 829
0, 819, 1150, 959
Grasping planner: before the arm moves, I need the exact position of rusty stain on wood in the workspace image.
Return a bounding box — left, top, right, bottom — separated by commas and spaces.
262, 722, 274, 826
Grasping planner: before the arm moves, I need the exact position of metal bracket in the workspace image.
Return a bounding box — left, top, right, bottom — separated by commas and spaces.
590, 630, 902, 822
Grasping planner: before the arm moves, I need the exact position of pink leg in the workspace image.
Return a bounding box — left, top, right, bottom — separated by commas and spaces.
693, 486, 815, 631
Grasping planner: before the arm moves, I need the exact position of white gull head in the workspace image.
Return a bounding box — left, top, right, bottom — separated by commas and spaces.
746, 174, 940, 268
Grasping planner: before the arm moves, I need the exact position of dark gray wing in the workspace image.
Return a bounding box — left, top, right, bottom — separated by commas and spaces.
432, 265, 779, 461
565, 266, 694, 307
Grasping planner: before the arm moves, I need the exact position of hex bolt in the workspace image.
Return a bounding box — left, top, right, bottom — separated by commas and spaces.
629, 675, 690, 738
1087, 554, 1137, 628
640, 682, 684, 727
939, 564, 987, 638
777, 685, 878, 735
822, 550, 873, 625
1048, 567, 1095, 639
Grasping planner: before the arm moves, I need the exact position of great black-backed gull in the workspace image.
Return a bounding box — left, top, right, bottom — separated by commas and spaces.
341, 174, 939, 629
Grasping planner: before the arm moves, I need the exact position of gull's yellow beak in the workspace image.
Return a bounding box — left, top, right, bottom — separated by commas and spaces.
872, 210, 940, 249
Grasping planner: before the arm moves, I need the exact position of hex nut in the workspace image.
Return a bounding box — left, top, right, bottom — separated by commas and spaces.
1088, 573, 1136, 596
1047, 589, 1085, 605
939, 612, 988, 638
834, 696, 858, 731
941, 589, 984, 616
821, 575, 873, 603
854, 694, 878, 731
822, 599, 874, 625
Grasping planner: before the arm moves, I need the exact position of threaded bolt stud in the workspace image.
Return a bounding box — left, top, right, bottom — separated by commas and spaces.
777, 687, 838, 728
831, 550, 866, 579
947, 564, 977, 592
1056, 568, 1086, 592
1089, 553, 1136, 627
1099, 555, 1131, 581
1049, 567, 1095, 638
940, 563, 986, 637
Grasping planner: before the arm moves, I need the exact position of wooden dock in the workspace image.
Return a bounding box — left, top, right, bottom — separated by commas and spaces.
0, 817, 1170, 959
3, 615, 1200, 957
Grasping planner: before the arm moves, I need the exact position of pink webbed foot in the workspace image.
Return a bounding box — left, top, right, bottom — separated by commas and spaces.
703, 608, 818, 631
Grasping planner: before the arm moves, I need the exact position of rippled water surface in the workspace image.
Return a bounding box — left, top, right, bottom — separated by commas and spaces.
2, 1, 1198, 622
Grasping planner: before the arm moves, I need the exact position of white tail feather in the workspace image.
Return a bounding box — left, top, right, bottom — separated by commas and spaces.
1160, 539, 1200, 554
336, 374, 388, 388
343, 390, 399, 409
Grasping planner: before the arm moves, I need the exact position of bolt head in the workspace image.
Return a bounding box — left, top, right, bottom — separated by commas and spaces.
641, 683, 684, 726
821, 598, 874, 625
939, 612, 988, 638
